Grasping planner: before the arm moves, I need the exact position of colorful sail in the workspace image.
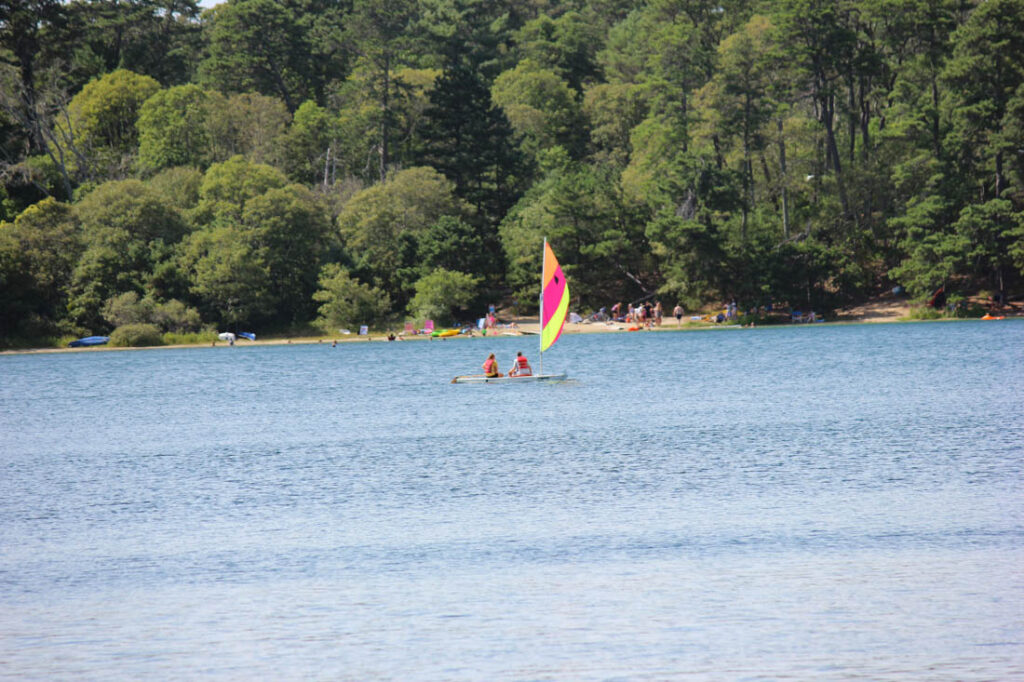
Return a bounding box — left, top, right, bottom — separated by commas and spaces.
541, 240, 569, 353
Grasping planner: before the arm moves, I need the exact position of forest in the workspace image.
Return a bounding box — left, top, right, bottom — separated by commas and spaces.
2, 0, 1023, 345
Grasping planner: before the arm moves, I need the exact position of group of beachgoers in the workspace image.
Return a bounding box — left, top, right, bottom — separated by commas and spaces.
481, 351, 532, 378
602, 301, 670, 327
593, 301, 692, 327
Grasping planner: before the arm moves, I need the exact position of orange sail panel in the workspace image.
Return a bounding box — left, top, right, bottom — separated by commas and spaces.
541, 242, 569, 352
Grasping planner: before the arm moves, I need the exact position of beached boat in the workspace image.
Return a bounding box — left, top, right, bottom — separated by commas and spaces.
453, 239, 570, 384
68, 336, 109, 347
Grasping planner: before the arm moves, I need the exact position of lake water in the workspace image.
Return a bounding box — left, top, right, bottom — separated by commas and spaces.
1, 321, 1022, 680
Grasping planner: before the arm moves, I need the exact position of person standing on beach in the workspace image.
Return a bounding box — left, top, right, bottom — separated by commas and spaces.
673, 304, 684, 325
654, 301, 663, 326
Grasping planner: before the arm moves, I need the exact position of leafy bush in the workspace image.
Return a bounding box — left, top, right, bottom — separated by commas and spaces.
407, 268, 480, 325
906, 306, 943, 320
152, 298, 202, 333
313, 263, 391, 331
103, 292, 154, 327
162, 330, 217, 345
109, 323, 164, 347
103, 293, 202, 333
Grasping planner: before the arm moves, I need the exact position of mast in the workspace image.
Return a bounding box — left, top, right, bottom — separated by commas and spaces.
539, 237, 546, 375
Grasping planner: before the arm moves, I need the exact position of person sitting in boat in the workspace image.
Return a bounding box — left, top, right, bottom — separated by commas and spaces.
482, 353, 502, 378
508, 351, 533, 377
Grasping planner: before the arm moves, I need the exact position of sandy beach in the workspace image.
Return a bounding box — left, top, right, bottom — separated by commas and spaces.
7, 295, 1023, 355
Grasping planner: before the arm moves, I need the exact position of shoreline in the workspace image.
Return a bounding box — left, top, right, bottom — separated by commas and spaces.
5, 300, 1020, 356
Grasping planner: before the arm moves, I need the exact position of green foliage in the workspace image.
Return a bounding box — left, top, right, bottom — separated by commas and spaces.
337, 166, 467, 302
163, 330, 218, 346
417, 215, 488, 277
240, 183, 334, 322
178, 223, 274, 326
5, 0, 1024, 347
137, 85, 212, 173
513, 11, 604, 94
0, 198, 82, 339
67, 180, 188, 329
492, 60, 586, 161
199, 0, 304, 110
193, 155, 288, 222
67, 70, 161, 150
278, 100, 336, 184
204, 92, 290, 166
407, 268, 480, 326
109, 322, 164, 347
501, 157, 649, 308
418, 27, 526, 224
102, 292, 202, 333
61, 0, 201, 88
313, 263, 391, 330
147, 167, 203, 210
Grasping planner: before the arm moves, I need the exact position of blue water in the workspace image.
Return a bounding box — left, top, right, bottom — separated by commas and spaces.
1, 321, 1022, 680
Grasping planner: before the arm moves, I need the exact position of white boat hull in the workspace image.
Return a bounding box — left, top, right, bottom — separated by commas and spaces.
451, 373, 567, 384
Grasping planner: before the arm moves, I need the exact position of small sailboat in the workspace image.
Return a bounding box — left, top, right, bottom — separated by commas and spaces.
452, 239, 570, 384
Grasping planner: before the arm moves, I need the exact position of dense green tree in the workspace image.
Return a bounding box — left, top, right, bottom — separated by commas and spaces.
192, 155, 288, 222
942, 0, 1024, 201
68, 179, 188, 329
417, 215, 488, 277
582, 82, 648, 167
333, 66, 439, 184
0, 197, 81, 339
199, 0, 311, 112
102, 291, 202, 333
313, 263, 391, 330
62, 0, 202, 88
136, 84, 212, 172
146, 166, 203, 210
344, 0, 420, 182
407, 268, 480, 325
278, 100, 337, 185
337, 166, 467, 304
0, 0, 68, 154
417, 0, 526, 224
513, 11, 604, 94
178, 222, 274, 326
501, 150, 650, 308
492, 60, 586, 162
64, 69, 161, 179
240, 184, 334, 322
204, 91, 290, 165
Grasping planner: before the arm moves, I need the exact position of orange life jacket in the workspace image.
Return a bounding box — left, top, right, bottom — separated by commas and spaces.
483, 358, 496, 374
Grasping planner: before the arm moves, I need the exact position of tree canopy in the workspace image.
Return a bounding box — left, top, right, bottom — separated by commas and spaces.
2, 0, 1023, 345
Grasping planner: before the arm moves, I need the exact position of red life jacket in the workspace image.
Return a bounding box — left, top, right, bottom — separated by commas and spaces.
516, 356, 529, 369
483, 358, 496, 374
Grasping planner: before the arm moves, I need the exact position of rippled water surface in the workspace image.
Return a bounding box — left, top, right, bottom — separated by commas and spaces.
2, 321, 1023, 680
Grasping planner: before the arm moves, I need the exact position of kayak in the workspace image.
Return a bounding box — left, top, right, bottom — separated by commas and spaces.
981, 314, 1004, 320
451, 373, 567, 384
432, 329, 460, 337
